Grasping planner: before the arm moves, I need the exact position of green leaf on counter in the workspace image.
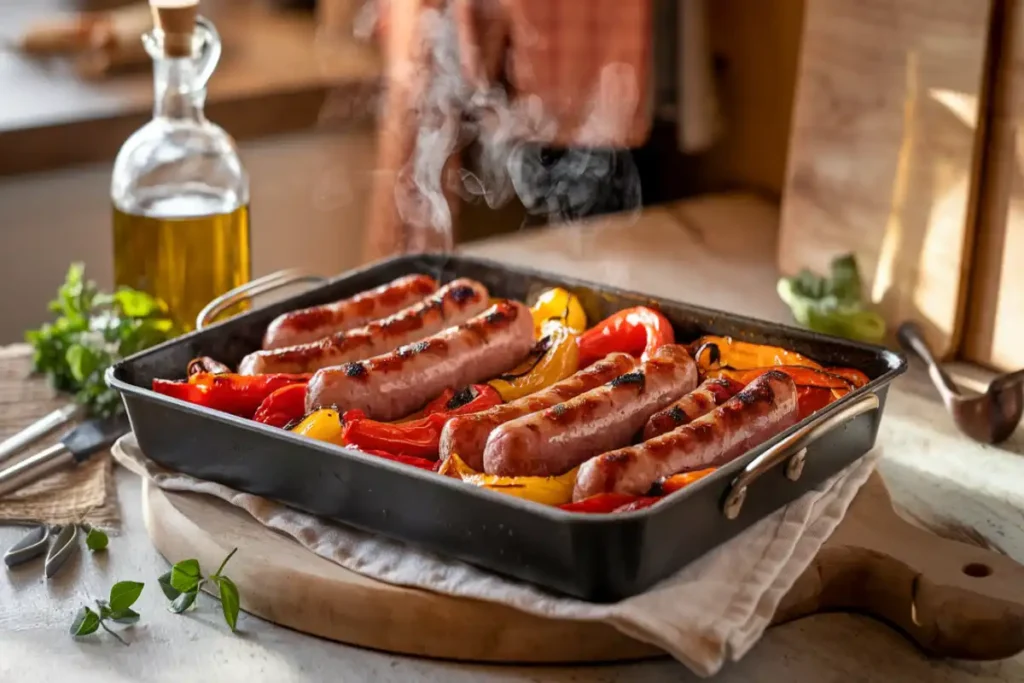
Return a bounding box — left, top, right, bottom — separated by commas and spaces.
777, 254, 887, 343
157, 571, 182, 601
170, 589, 198, 614
108, 581, 144, 612
107, 608, 141, 625
163, 549, 242, 632
215, 576, 240, 632
170, 559, 202, 593
25, 263, 178, 419
85, 527, 109, 552
70, 581, 143, 645
70, 607, 100, 637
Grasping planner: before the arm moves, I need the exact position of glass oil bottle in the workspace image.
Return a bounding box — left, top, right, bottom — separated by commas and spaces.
111, 0, 250, 331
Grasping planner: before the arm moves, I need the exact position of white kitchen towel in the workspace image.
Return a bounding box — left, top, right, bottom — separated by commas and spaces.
112, 433, 878, 677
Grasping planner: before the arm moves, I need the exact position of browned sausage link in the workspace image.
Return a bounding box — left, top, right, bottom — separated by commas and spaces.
572, 369, 799, 501
438, 352, 637, 470
482, 344, 698, 477
642, 377, 744, 440
238, 279, 489, 375
305, 301, 535, 421
261, 274, 438, 349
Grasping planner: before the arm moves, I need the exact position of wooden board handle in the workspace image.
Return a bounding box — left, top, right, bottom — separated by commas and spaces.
773, 474, 1024, 660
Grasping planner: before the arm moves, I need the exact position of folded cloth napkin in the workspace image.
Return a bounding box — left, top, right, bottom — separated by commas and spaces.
112, 432, 878, 677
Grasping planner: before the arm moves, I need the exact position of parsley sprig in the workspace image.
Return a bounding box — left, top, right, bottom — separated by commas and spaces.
25, 263, 178, 418
159, 548, 241, 632
70, 581, 144, 645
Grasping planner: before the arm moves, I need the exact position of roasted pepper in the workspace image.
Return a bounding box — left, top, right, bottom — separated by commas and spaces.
530, 287, 587, 335
577, 306, 675, 368
252, 383, 308, 428
690, 336, 824, 374
614, 497, 663, 513
291, 408, 345, 444
488, 324, 580, 402
796, 386, 846, 420
439, 453, 578, 506
559, 493, 644, 514
290, 410, 438, 469
823, 367, 870, 388
346, 445, 437, 471
341, 385, 503, 458
152, 372, 311, 418
655, 467, 717, 495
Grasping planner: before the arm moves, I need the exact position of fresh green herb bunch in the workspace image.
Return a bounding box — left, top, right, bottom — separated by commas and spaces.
25, 263, 178, 418
777, 254, 887, 343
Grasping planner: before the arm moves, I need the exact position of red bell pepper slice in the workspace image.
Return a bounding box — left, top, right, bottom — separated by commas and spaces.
253, 383, 308, 428
347, 445, 437, 471
152, 372, 312, 418
559, 493, 640, 514
576, 306, 675, 368
613, 496, 662, 513
797, 386, 842, 420
341, 384, 504, 459
824, 367, 870, 388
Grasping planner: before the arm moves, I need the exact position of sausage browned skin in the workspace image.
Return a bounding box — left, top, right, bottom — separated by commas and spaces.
238, 279, 489, 375
439, 353, 637, 469
573, 369, 798, 501
642, 377, 745, 440
305, 301, 535, 421
262, 274, 438, 349
482, 344, 698, 477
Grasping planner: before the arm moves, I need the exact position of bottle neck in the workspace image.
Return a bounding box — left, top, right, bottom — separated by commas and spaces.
153, 56, 206, 121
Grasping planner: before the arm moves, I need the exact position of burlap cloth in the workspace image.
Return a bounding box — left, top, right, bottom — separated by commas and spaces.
0, 345, 119, 528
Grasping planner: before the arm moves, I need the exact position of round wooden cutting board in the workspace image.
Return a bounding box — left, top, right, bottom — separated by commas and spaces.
142, 472, 1024, 664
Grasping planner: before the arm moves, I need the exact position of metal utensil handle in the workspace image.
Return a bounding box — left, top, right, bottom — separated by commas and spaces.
0, 404, 82, 466
896, 322, 961, 398
195, 269, 328, 330
722, 391, 881, 520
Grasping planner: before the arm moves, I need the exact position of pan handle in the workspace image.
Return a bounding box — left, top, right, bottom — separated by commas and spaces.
196, 269, 328, 330
722, 391, 880, 520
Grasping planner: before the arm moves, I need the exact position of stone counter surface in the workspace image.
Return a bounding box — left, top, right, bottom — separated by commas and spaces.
2, 194, 1023, 681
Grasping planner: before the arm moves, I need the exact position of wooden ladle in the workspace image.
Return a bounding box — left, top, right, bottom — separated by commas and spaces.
897, 322, 1024, 444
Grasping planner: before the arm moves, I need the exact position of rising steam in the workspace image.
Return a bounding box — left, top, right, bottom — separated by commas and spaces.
361, 0, 644, 251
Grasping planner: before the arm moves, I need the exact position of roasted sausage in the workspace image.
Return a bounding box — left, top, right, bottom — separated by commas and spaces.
482, 344, 698, 477
642, 377, 745, 440
305, 301, 535, 421
439, 353, 637, 470
573, 369, 799, 501
262, 274, 438, 349
238, 279, 489, 375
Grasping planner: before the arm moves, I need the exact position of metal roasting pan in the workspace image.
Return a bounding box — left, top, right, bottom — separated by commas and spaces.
106, 253, 907, 602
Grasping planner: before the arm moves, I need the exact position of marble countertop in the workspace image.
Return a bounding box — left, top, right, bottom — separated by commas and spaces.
2, 193, 1023, 682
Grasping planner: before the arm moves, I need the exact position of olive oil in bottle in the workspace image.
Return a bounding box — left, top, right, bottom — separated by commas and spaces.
111, 0, 250, 331
112, 197, 250, 331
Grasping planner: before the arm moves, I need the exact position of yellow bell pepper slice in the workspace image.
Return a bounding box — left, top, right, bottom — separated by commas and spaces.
488, 323, 580, 402
291, 408, 344, 444
530, 287, 587, 336
691, 335, 823, 374
439, 453, 577, 506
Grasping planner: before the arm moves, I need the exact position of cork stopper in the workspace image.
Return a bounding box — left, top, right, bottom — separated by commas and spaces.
149, 0, 198, 58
